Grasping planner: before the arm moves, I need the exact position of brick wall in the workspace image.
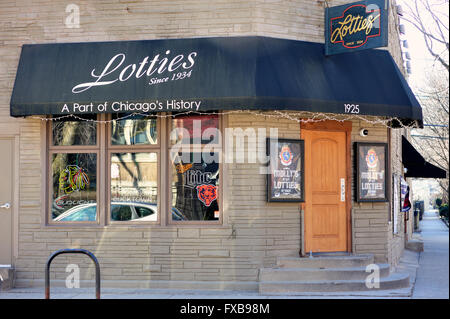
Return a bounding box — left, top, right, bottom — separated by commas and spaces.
351, 121, 391, 263
0, 0, 409, 288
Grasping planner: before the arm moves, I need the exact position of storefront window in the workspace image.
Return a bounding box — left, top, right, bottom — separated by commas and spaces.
48, 113, 221, 225
170, 114, 221, 222
110, 152, 158, 222
111, 114, 157, 145
171, 114, 219, 145
171, 152, 219, 221
52, 115, 97, 146
51, 153, 97, 222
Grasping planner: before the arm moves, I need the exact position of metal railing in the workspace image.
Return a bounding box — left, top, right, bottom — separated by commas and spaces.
45, 248, 100, 299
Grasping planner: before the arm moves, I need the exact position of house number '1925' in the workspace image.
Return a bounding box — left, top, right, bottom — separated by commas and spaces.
344, 104, 360, 114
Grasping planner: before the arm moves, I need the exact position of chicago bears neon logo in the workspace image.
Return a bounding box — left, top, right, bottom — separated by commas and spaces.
365, 148, 378, 169
196, 184, 217, 207
279, 145, 293, 166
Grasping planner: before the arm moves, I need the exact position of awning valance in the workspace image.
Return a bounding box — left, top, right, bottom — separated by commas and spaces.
402, 136, 447, 178
10, 36, 422, 127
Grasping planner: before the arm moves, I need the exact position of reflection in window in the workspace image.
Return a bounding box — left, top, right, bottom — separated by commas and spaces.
171, 114, 219, 145
111, 152, 158, 222
111, 114, 157, 145
171, 152, 219, 221
111, 204, 157, 222
51, 153, 97, 221
52, 115, 97, 146
54, 205, 97, 222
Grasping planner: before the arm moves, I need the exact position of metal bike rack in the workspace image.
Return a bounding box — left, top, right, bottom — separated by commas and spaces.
45, 248, 101, 299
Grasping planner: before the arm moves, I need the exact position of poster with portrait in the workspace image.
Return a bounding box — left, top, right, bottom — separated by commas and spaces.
267, 138, 304, 202
356, 143, 388, 202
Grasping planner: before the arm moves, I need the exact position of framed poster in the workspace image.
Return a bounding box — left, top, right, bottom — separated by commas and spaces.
355, 142, 388, 202
266, 138, 304, 202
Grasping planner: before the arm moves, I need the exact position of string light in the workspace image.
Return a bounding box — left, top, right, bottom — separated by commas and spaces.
28, 110, 417, 129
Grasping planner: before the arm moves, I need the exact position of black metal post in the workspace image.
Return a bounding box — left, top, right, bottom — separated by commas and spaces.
45, 248, 100, 299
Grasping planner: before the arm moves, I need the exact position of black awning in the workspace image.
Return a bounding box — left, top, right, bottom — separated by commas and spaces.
402, 136, 447, 178
10, 36, 422, 126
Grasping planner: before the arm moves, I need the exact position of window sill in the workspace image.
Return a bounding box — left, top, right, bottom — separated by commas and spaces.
43, 222, 228, 229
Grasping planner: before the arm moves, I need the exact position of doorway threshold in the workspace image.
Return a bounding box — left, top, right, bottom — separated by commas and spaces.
308, 252, 353, 258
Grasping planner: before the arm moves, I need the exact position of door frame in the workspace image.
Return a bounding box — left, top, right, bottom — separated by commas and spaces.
0, 135, 19, 266
300, 120, 353, 253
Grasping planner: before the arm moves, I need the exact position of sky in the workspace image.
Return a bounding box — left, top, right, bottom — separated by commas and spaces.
396, 0, 448, 202
397, 0, 449, 90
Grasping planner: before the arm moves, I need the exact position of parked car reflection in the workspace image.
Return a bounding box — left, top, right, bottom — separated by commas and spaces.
54, 202, 187, 222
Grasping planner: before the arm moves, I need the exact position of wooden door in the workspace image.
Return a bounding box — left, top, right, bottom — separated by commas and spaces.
303, 128, 348, 253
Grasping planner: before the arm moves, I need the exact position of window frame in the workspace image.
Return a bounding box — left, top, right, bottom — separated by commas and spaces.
46, 115, 101, 225
106, 149, 161, 226
167, 113, 223, 226
108, 113, 160, 149
45, 113, 223, 227
48, 115, 100, 150
106, 114, 161, 225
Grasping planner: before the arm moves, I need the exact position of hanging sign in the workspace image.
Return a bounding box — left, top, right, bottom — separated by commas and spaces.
400, 177, 411, 212
325, 0, 389, 56
355, 142, 388, 202
267, 138, 304, 202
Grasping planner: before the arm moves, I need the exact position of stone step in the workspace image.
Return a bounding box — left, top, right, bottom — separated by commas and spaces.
277, 254, 374, 269
259, 272, 410, 294
0, 265, 15, 291
260, 264, 390, 282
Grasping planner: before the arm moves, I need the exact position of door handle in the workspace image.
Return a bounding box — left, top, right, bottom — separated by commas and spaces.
0, 203, 10, 209
340, 179, 345, 202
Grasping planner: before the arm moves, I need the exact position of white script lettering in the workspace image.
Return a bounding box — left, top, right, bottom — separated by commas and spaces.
72, 51, 197, 93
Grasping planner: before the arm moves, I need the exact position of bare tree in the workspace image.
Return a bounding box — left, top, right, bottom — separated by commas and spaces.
411, 70, 449, 202
400, 0, 449, 202
401, 0, 449, 70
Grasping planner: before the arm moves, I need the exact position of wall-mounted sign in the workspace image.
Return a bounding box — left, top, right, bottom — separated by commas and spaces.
355, 142, 388, 202
267, 138, 304, 202
325, 0, 389, 56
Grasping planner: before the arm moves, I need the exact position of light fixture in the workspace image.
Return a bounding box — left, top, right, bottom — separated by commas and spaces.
359, 129, 369, 137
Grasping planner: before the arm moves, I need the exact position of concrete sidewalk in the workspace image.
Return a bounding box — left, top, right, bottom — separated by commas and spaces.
0, 210, 447, 299
0, 286, 415, 299
411, 210, 449, 299
0, 264, 418, 299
